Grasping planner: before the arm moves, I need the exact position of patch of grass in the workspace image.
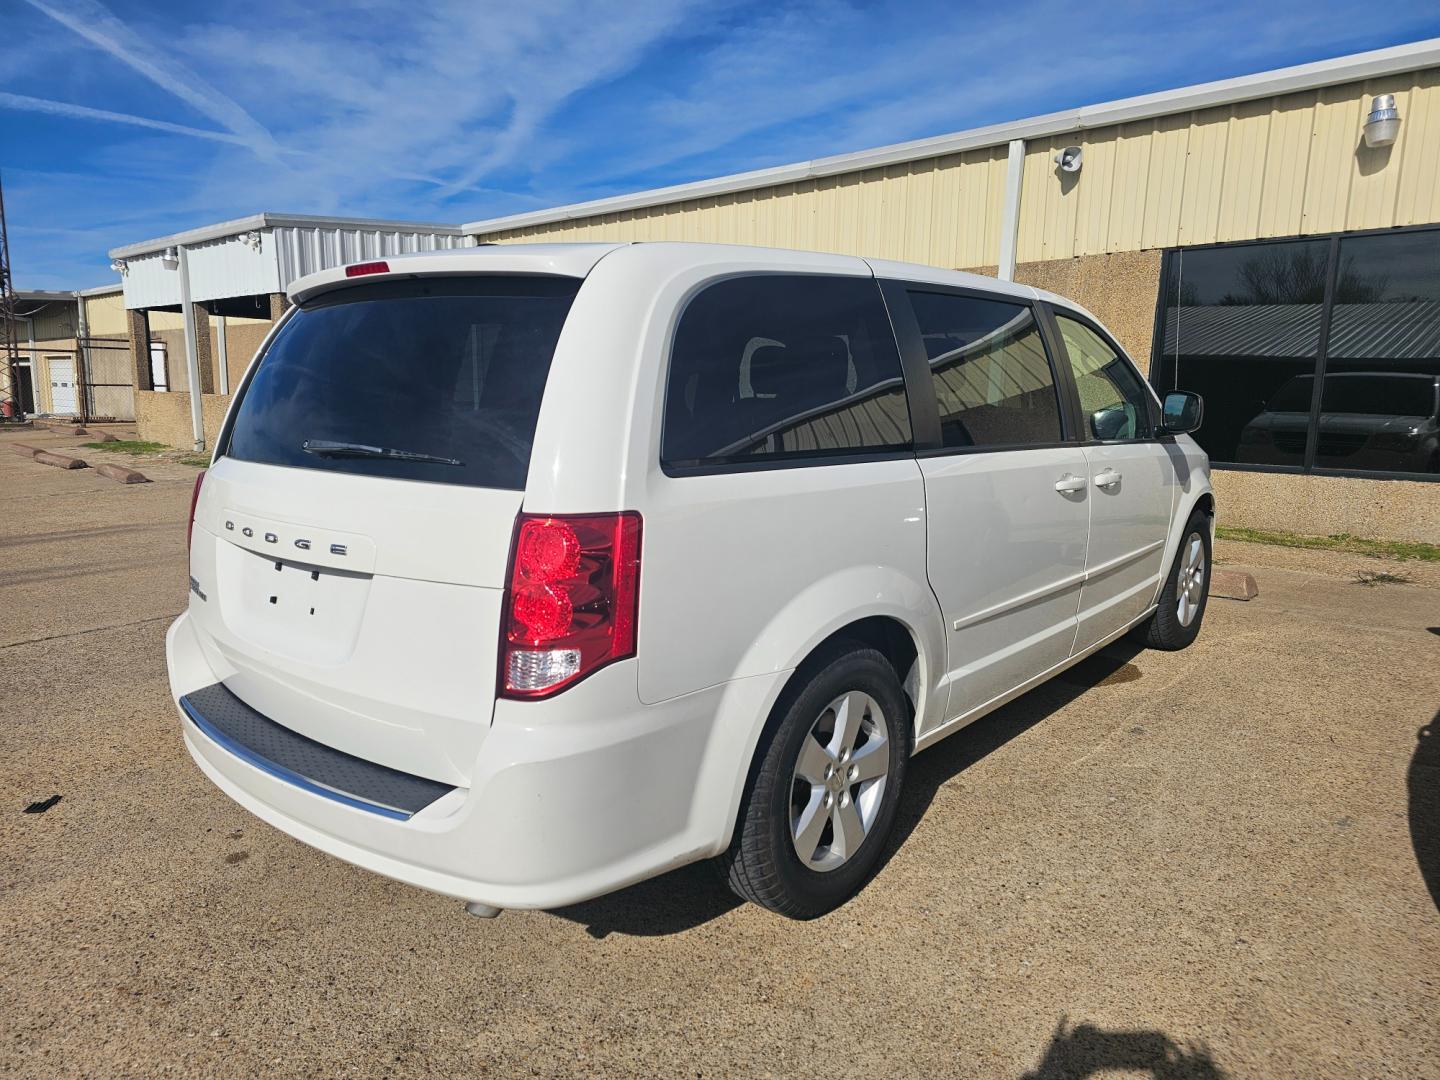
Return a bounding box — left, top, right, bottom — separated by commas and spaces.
1216, 525, 1440, 563
80, 439, 208, 468
1353, 569, 1414, 587
82, 439, 168, 455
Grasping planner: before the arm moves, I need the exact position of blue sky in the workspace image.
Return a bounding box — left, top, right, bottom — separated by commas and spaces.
2, 0, 1438, 289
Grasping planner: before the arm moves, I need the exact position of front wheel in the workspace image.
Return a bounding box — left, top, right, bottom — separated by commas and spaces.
719, 643, 911, 919
1135, 509, 1212, 651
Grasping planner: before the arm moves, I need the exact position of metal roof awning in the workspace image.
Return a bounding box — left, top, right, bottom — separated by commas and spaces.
108, 213, 472, 310
1161, 300, 1440, 360
108, 212, 465, 260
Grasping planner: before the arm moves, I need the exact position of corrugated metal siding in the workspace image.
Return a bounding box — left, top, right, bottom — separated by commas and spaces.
474, 67, 1440, 265
120, 236, 278, 310
82, 292, 129, 336
122, 226, 467, 309
1015, 68, 1440, 260
272, 224, 468, 283
480, 147, 1010, 267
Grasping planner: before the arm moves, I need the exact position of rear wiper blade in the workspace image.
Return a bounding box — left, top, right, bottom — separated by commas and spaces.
301, 439, 463, 466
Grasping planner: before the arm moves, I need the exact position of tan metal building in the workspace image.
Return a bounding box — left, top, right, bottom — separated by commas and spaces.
6, 285, 137, 420
465, 40, 1440, 543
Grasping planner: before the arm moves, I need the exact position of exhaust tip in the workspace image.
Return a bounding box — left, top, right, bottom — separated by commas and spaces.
465, 901, 503, 919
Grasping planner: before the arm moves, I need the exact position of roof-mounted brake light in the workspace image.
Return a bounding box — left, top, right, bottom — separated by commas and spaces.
345, 261, 390, 277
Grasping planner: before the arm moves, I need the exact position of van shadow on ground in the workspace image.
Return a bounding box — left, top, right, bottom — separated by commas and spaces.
548, 642, 1145, 939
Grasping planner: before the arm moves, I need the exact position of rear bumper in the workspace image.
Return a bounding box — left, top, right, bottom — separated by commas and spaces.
167, 612, 783, 909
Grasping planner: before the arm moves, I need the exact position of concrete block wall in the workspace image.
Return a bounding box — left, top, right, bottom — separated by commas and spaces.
133, 391, 232, 451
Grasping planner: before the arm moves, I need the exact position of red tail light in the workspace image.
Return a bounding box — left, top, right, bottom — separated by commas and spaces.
345, 260, 390, 277
187, 469, 206, 553
500, 512, 642, 699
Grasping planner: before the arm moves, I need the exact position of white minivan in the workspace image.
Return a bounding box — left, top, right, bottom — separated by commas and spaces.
168, 242, 1212, 919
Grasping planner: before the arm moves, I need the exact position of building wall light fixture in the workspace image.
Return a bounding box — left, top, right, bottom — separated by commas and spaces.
1363, 94, 1400, 148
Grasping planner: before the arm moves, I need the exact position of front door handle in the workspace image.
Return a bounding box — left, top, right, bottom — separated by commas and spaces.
1094, 469, 1122, 488
1054, 474, 1088, 493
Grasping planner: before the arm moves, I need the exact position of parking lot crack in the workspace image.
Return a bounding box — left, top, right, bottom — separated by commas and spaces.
0, 613, 180, 650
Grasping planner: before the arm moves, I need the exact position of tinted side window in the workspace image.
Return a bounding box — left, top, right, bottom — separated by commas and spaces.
662, 275, 911, 467
908, 291, 1062, 448
1054, 315, 1153, 441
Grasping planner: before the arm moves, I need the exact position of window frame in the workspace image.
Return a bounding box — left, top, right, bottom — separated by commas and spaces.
658, 272, 921, 477
1041, 303, 1164, 447
880, 278, 1078, 458
1148, 221, 1440, 484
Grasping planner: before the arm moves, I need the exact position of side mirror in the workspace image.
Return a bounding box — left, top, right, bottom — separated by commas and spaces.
1161, 391, 1203, 434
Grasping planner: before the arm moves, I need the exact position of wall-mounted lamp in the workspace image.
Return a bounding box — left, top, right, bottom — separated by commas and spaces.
1054, 145, 1083, 174
1363, 94, 1400, 148
109, 258, 129, 276
239, 230, 263, 252
161, 246, 180, 270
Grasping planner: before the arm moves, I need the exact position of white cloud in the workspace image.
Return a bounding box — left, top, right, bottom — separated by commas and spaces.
0, 92, 247, 145
22, 0, 281, 160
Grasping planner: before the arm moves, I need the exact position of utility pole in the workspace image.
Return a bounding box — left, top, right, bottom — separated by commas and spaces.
0, 171, 21, 416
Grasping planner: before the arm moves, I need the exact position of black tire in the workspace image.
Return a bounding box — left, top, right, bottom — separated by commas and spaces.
718, 641, 911, 919
1135, 508, 1212, 651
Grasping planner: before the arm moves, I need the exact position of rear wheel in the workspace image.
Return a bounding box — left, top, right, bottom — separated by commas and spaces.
720, 643, 910, 919
1136, 509, 1211, 651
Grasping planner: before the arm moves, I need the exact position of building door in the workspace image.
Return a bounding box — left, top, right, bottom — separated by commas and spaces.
48, 356, 78, 415
14, 361, 35, 413
149, 342, 169, 391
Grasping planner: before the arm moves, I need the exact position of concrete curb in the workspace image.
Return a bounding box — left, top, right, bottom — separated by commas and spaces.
11, 443, 42, 459
1211, 568, 1259, 601
95, 463, 151, 485
32, 450, 88, 470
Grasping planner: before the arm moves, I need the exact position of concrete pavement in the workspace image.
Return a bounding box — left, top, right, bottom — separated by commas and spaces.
2, 426, 1436, 1077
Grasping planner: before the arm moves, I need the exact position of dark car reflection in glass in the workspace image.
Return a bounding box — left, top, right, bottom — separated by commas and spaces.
1237, 371, 1440, 473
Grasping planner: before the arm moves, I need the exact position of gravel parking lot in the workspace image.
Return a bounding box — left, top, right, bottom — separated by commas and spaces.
2, 425, 1437, 1078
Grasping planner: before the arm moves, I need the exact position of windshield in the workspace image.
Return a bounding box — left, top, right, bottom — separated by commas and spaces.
223, 276, 580, 490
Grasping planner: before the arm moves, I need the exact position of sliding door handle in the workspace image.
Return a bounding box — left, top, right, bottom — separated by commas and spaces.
1054, 474, 1088, 493
1094, 469, 1123, 488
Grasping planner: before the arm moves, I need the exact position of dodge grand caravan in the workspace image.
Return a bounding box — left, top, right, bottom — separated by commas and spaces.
168, 242, 1212, 919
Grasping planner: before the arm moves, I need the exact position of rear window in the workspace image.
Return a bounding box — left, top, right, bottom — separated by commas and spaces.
662, 274, 912, 469
223, 276, 580, 490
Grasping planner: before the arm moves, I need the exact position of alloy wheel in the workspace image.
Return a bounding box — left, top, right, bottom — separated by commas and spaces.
789, 690, 891, 872
1176, 531, 1206, 627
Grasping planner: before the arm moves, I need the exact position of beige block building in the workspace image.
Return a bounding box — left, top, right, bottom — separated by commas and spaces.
464, 40, 1440, 543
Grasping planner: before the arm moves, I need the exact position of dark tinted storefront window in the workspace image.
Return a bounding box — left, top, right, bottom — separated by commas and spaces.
1155, 238, 1326, 467
662, 275, 912, 468
1154, 227, 1440, 478
1316, 231, 1440, 474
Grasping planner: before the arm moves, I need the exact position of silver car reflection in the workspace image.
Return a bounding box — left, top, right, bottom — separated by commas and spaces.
1237, 372, 1440, 473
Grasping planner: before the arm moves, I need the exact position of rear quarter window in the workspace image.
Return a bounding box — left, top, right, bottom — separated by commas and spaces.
223, 276, 580, 490
661, 274, 912, 470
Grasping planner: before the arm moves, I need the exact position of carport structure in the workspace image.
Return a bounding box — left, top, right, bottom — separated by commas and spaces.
108, 214, 468, 450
